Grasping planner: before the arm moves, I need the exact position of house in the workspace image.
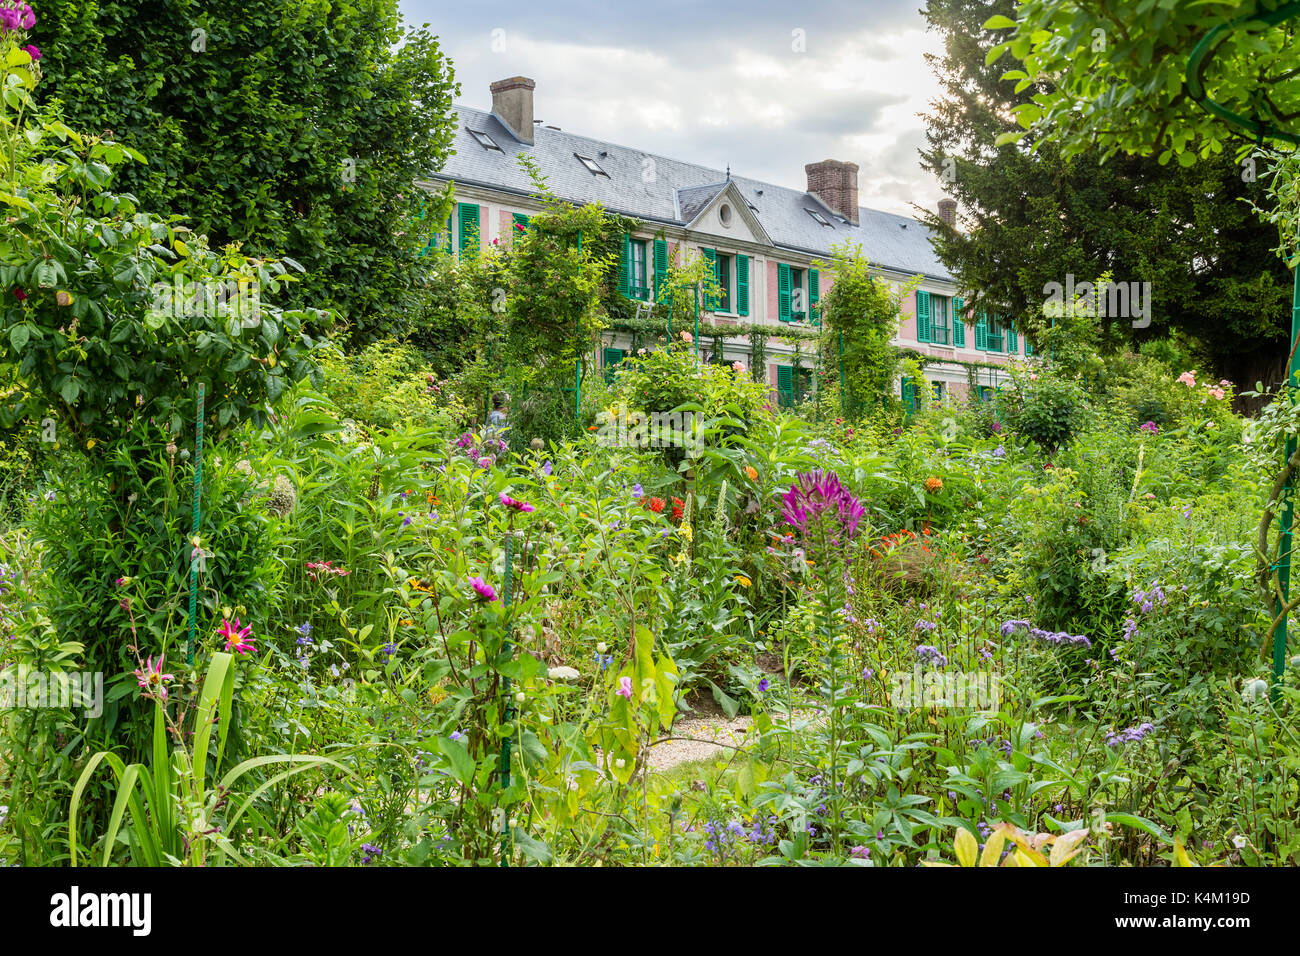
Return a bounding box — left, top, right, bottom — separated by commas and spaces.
420, 76, 1026, 407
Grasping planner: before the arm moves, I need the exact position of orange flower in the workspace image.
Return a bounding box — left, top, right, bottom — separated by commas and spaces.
923, 476, 944, 494
744, 466, 758, 481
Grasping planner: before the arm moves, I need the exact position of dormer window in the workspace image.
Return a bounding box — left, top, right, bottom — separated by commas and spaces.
576, 153, 609, 177
468, 129, 502, 152
806, 208, 832, 227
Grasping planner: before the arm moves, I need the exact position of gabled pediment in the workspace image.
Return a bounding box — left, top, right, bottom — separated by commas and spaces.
676, 180, 772, 246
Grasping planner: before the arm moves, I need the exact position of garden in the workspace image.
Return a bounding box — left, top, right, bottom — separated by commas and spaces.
1, 0, 1300, 877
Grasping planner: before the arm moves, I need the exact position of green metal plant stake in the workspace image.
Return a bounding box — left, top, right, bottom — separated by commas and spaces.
498, 533, 515, 865
186, 382, 205, 667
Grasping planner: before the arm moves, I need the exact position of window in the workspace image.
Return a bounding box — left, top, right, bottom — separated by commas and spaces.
603, 347, 626, 383
791, 268, 806, 319
575, 153, 609, 177
717, 253, 732, 312
930, 295, 950, 346
806, 208, 832, 227
630, 239, 649, 300
468, 129, 502, 152
985, 316, 1005, 352
511, 213, 530, 235
719, 204, 733, 227
932, 381, 944, 401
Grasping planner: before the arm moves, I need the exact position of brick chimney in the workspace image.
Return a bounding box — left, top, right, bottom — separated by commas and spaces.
490, 76, 535, 145
804, 160, 859, 226
938, 198, 957, 228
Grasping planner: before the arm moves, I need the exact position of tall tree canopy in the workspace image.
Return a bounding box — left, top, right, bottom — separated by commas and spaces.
31, 0, 458, 341
918, 0, 1293, 388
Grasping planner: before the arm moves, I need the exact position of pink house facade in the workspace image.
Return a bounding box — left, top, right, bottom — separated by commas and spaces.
423, 76, 1028, 407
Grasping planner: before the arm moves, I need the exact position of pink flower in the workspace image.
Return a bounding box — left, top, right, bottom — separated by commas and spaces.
732, 361, 744, 373
134, 655, 175, 699
469, 575, 497, 602
681, 331, 693, 344
498, 492, 534, 513
1209, 388, 1225, 401
617, 675, 634, 700
217, 618, 256, 654
23, 44, 39, 60
1219, 379, 1231, 387
1177, 371, 1196, 387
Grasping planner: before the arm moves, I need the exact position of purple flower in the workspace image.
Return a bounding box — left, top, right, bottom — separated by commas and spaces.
632, 483, 644, 497
361, 843, 382, 865
850, 845, 870, 859
617, 675, 634, 700
541, 460, 553, 477
1139, 421, 1159, 434
468, 575, 497, 602
915, 645, 948, 667
757, 678, 770, 693
24, 44, 39, 60
499, 492, 534, 513
781, 469, 865, 540
450, 730, 465, 742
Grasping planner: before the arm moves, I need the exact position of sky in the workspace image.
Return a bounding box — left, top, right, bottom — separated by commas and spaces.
400, 0, 948, 219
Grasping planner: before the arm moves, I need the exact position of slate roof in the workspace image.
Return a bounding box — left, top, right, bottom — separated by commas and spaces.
430, 105, 952, 282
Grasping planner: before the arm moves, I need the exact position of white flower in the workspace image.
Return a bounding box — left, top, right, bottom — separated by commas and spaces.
548, 666, 581, 680
515, 691, 526, 704
614, 758, 626, 769
596, 642, 608, 654
1242, 678, 1268, 701
1231, 834, 1247, 849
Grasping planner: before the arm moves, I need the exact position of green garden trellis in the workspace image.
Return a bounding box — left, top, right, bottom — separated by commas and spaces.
186, 382, 205, 667
1185, 2, 1300, 701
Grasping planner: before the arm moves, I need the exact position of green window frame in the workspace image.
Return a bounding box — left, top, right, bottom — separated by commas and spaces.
953, 296, 966, 347
916, 290, 932, 343
931, 295, 950, 346
716, 253, 732, 312
630, 239, 649, 300
1006, 323, 1019, 354
901, 376, 917, 413
702, 247, 718, 309
809, 268, 820, 325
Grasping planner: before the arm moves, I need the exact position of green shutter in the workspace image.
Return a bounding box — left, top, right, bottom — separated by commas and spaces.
702, 248, 718, 309
653, 238, 668, 301
1024, 337, 1034, 357
1007, 325, 1019, 354
778, 264, 792, 321
809, 268, 820, 325
953, 296, 966, 347
736, 254, 749, 317
603, 347, 626, 383
974, 310, 988, 351
618, 234, 631, 296
511, 213, 530, 235
457, 203, 479, 256
777, 365, 794, 408
901, 376, 916, 413
916, 290, 932, 343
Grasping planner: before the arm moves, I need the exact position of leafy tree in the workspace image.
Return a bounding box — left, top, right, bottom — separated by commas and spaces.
30, 0, 458, 341
818, 241, 916, 415
918, 0, 1292, 390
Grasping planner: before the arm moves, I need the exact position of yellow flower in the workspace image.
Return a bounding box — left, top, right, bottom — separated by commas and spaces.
677, 524, 693, 541
85, 439, 96, 450
670, 552, 688, 566
735, 575, 751, 588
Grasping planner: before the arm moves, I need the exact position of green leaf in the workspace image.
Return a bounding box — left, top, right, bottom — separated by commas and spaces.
983, 14, 1017, 29
438, 735, 476, 786
8, 324, 29, 352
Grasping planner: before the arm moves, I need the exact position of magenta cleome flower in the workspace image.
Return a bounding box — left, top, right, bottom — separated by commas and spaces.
616, 675, 634, 700
468, 575, 498, 602
217, 617, 256, 654
781, 469, 865, 540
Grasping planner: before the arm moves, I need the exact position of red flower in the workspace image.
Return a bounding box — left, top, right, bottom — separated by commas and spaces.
670, 497, 684, 522
643, 496, 665, 514
13, 287, 26, 301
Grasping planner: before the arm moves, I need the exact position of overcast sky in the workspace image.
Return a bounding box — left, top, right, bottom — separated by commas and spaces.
401, 0, 947, 219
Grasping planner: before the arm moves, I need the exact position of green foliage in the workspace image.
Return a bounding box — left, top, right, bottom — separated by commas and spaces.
318, 339, 467, 432
1005, 363, 1087, 450
819, 241, 915, 416
32, 0, 459, 337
